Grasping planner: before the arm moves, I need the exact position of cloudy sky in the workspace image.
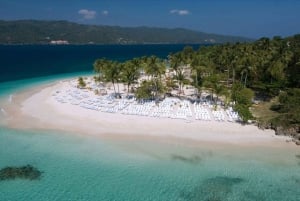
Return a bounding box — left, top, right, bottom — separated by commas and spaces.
0, 0, 300, 38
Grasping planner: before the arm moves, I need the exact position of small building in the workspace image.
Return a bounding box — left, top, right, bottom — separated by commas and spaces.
50, 40, 69, 45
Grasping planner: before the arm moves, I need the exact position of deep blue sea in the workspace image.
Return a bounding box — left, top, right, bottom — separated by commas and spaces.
0, 45, 299, 201
0, 44, 200, 83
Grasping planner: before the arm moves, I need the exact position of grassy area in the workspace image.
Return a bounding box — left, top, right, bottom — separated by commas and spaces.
250, 97, 280, 125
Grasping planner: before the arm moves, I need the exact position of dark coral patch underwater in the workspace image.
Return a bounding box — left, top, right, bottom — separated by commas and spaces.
180, 176, 244, 201
0, 165, 42, 181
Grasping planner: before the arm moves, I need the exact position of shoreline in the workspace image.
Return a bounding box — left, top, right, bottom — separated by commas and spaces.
0, 77, 297, 149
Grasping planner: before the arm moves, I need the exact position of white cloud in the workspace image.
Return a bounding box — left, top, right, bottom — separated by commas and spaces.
102, 10, 109, 16
78, 9, 97, 19
170, 9, 190, 16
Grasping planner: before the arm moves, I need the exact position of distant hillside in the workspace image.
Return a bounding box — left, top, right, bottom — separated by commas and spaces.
0, 20, 253, 44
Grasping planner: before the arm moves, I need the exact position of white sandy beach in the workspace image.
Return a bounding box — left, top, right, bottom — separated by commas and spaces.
0, 77, 297, 148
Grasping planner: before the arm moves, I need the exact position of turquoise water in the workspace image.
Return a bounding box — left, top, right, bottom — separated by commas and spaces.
0, 126, 299, 201
0, 72, 92, 99
0, 45, 299, 200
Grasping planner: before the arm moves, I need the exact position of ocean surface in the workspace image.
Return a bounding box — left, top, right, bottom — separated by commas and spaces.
0, 45, 299, 201
0, 44, 201, 83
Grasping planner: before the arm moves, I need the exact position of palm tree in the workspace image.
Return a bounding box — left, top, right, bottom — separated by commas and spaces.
203, 74, 223, 104
122, 58, 141, 93
102, 60, 122, 96
181, 46, 195, 64
190, 54, 208, 96
169, 53, 186, 94
169, 53, 183, 75
267, 59, 286, 84
93, 58, 108, 81
215, 44, 235, 88
240, 66, 250, 87
174, 70, 188, 95
144, 55, 166, 99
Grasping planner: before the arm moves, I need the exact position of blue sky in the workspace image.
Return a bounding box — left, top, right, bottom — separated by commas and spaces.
0, 0, 300, 39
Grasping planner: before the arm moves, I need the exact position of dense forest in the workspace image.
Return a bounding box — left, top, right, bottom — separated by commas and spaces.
93, 35, 300, 143
0, 20, 253, 44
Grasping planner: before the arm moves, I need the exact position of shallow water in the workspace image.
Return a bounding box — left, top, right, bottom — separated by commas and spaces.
0, 126, 299, 201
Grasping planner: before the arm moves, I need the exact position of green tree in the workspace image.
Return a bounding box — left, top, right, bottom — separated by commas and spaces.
78, 77, 86, 88
93, 58, 108, 81
190, 53, 212, 95
102, 60, 122, 96
145, 56, 166, 78
135, 80, 153, 100
173, 70, 189, 95
236, 88, 254, 106
181, 46, 195, 64
144, 56, 166, 98
231, 82, 254, 122
203, 74, 223, 103
135, 80, 165, 100
270, 88, 300, 127
122, 58, 141, 93
169, 52, 188, 95
234, 104, 253, 123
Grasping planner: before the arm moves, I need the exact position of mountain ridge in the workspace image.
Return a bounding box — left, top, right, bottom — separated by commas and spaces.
0, 20, 254, 44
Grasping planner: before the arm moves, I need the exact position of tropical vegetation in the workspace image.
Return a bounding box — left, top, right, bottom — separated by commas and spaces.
92, 34, 300, 138
77, 77, 86, 88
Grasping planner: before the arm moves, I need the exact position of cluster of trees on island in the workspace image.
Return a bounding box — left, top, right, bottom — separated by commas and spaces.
91, 35, 300, 133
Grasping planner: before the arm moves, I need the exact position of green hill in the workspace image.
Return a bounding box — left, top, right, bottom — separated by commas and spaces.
0, 20, 253, 44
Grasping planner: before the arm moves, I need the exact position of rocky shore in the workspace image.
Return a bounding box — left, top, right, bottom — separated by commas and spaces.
257, 122, 300, 145
274, 126, 300, 145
